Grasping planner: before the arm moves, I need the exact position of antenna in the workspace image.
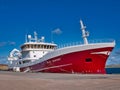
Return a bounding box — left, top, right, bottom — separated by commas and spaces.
34, 31, 38, 42
25, 34, 27, 43
80, 20, 89, 44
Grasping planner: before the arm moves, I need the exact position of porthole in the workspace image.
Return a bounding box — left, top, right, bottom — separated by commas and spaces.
86, 58, 92, 62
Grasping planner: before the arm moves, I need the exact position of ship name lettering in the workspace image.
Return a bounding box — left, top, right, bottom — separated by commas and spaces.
52, 58, 61, 62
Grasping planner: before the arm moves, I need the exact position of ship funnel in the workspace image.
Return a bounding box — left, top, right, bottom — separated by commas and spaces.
80, 20, 89, 44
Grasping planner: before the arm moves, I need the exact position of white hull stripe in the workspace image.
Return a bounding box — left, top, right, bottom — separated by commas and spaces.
32, 63, 72, 72
91, 51, 111, 55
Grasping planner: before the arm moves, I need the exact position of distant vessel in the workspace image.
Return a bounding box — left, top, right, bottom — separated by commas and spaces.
8, 20, 115, 74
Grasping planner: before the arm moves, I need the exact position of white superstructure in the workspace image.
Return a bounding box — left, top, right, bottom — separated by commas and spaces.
8, 31, 57, 70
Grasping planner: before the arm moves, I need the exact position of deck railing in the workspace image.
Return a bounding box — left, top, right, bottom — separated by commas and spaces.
57, 39, 115, 49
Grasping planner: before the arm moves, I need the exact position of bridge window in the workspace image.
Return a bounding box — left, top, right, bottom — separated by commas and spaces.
47, 45, 49, 49
34, 45, 37, 48
44, 45, 46, 49
28, 45, 30, 48
31, 45, 33, 48
38, 45, 40, 48
41, 45, 43, 48
22, 46, 25, 49
19, 61, 21, 64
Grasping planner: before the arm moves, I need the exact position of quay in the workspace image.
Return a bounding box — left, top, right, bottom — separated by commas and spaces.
0, 71, 120, 90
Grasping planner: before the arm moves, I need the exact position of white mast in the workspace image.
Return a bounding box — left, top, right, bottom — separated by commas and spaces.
80, 20, 89, 44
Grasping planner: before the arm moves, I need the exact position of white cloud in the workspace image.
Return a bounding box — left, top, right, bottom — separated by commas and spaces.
0, 42, 7, 47
111, 56, 115, 59
0, 41, 16, 47
115, 49, 120, 55
107, 50, 120, 65
52, 28, 62, 35
0, 56, 6, 59
0, 56, 7, 64
8, 41, 16, 45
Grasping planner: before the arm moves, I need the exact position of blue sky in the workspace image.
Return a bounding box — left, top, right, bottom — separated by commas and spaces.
0, 0, 120, 65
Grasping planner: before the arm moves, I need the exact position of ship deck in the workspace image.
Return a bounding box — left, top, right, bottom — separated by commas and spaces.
0, 71, 120, 90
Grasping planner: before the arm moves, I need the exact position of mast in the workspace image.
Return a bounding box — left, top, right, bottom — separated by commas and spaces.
80, 20, 89, 44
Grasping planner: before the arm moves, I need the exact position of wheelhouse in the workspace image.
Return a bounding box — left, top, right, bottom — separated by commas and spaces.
21, 43, 57, 50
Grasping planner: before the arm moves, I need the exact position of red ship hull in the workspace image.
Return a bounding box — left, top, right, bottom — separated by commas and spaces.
20, 47, 113, 74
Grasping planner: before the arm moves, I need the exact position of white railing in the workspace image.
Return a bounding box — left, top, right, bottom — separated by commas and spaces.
57, 41, 83, 49
88, 39, 115, 44
57, 39, 115, 49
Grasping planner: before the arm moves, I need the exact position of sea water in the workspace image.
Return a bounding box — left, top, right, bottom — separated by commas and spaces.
106, 68, 120, 74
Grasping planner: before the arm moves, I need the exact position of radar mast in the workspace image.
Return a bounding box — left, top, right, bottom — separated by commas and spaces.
80, 20, 89, 44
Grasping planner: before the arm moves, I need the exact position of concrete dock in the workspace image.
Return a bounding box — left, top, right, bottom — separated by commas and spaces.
0, 71, 120, 90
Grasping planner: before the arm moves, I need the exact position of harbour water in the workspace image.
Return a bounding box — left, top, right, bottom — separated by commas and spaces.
106, 68, 120, 74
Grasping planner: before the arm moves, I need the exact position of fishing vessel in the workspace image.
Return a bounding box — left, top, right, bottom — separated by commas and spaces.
8, 20, 115, 74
